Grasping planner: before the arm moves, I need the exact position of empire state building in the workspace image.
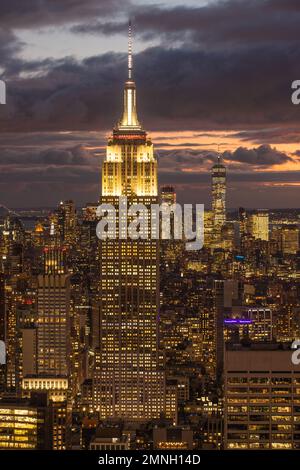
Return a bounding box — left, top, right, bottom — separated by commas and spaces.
93, 25, 176, 421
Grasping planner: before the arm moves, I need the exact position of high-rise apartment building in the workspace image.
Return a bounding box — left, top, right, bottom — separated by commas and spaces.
93, 25, 174, 421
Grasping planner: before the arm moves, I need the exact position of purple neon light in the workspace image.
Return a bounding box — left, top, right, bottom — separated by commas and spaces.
224, 319, 253, 325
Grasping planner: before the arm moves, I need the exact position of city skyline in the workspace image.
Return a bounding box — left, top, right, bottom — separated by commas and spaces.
1, 5, 300, 452
0, 0, 300, 208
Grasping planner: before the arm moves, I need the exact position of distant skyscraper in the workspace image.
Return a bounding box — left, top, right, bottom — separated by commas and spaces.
211, 155, 226, 246
161, 186, 176, 206
93, 25, 174, 421
20, 239, 72, 450
0, 273, 4, 370
57, 200, 76, 246
43, 246, 67, 275
249, 210, 269, 241
238, 207, 247, 237
280, 225, 299, 255
36, 274, 70, 377
160, 186, 177, 240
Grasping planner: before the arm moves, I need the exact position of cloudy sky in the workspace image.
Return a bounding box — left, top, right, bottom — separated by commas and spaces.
1, 0, 300, 208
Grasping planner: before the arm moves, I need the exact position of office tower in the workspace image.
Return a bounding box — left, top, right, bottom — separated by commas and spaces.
211, 155, 226, 246
0, 274, 5, 391
214, 280, 243, 379
248, 307, 273, 341
161, 186, 176, 206
13, 292, 37, 394
57, 200, 76, 245
160, 185, 177, 238
238, 207, 247, 237
204, 210, 214, 248
280, 225, 299, 255
0, 393, 51, 449
50, 400, 70, 450
221, 222, 235, 251
5, 282, 17, 391
22, 272, 71, 450
32, 222, 45, 247
213, 280, 225, 380
249, 210, 269, 241
160, 186, 182, 264
224, 342, 300, 450
93, 25, 174, 421
36, 274, 70, 377
82, 203, 98, 222
43, 246, 67, 274
20, 243, 72, 448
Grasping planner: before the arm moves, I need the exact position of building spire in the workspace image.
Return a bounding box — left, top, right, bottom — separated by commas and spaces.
117, 21, 142, 131
128, 21, 133, 80
217, 144, 221, 164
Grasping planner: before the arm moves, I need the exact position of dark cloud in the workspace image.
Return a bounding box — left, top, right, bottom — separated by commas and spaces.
72, 0, 300, 47
0, 0, 127, 29
0, 131, 106, 149
0, 27, 24, 75
0, 1, 300, 133
157, 145, 292, 172
223, 145, 292, 167
1, 43, 300, 132
0, 144, 99, 166
231, 128, 300, 145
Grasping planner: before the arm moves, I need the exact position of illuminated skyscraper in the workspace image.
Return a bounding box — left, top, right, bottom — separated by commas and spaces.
280, 225, 299, 255
21, 246, 72, 449
161, 186, 176, 206
238, 207, 248, 237
211, 155, 226, 246
57, 200, 76, 246
93, 25, 174, 421
0, 393, 51, 449
36, 274, 70, 377
224, 342, 300, 450
249, 210, 269, 241
160, 186, 177, 242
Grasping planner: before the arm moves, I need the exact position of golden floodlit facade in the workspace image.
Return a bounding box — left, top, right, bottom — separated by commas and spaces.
92, 25, 175, 421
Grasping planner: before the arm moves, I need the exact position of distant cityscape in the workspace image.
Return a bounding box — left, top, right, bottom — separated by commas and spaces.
1, 28, 300, 452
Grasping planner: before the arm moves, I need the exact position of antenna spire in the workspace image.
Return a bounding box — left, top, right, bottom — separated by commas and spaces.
128, 21, 133, 80
217, 144, 222, 164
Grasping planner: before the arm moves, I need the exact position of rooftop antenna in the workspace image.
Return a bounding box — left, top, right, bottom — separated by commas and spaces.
217, 144, 222, 164
128, 21, 133, 80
